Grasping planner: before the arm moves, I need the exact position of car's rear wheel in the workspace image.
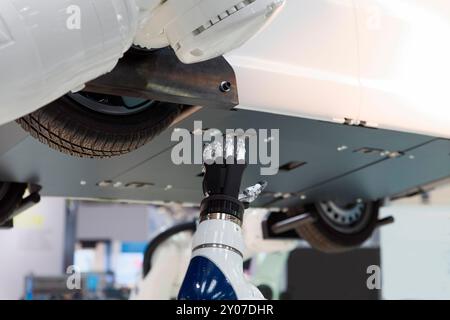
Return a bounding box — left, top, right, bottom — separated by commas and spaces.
17, 92, 183, 158
295, 200, 380, 253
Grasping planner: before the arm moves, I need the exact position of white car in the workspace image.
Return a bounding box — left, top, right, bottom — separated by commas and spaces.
0, 0, 449, 252
1, 0, 449, 152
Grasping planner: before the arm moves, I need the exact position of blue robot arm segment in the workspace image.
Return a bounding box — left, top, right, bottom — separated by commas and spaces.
178, 256, 237, 300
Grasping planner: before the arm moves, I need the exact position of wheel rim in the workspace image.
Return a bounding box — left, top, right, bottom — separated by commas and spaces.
67, 92, 156, 116
317, 200, 372, 234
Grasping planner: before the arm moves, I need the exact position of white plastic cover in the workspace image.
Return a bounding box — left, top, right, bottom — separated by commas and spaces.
0, 0, 138, 125
134, 0, 286, 64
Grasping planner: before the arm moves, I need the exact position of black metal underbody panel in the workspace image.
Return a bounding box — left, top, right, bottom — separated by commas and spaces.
0, 106, 449, 209
0, 50, 448, 208
85, 48, 239, 110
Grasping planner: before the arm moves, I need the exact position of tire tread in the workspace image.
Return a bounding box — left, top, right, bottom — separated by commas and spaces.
17, 98, 182, 158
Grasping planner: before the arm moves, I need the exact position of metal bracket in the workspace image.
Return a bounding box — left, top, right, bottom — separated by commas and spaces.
262, 211, 315, 240
14, 184, 41, 216
262, 210, 395, 241
85, 48, 239, 110
270, 213, 316, 235
0, 183, 41, 229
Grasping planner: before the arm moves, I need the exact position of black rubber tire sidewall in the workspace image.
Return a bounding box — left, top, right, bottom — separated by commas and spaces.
17, 96, 182, 158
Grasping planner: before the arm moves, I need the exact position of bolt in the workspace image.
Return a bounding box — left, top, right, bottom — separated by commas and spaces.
113, 182, 123, 188
274, 192, 283, 198
219, 81, 232, 93
97, 180, 113, 187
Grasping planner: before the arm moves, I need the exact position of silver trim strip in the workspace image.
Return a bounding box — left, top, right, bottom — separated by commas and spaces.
192, 243, 243, 257
200, 212, 242, 226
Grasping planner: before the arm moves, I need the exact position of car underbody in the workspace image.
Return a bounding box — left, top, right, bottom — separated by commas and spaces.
2, 46, 449, 209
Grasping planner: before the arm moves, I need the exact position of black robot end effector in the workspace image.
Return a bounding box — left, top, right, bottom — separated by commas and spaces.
201, 161, 247, 221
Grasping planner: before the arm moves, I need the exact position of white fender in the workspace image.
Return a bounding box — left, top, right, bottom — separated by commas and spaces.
227, 0, 450, 138
0, 0, 138, 125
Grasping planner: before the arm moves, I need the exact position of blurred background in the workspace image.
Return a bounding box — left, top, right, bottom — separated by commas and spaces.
0, 185, 449, 300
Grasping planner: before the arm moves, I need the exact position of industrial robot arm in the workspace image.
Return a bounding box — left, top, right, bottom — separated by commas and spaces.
178, 138, 269, 300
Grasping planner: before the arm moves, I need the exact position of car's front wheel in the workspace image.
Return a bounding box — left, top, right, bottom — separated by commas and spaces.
17, 92, 183, 158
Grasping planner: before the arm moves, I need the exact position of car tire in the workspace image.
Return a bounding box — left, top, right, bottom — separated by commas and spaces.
0, 182, 27, 226
295, 201, 380, 253
17, 94, 183, 158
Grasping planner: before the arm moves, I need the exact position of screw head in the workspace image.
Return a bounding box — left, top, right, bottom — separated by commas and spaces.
219, 81, 232, 93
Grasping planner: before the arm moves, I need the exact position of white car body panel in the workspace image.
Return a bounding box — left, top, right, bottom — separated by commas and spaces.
357, 0, 450, 138
1, 0, 450, 139
0, 0, 138, 125
0, 0, 284, 125
226, 0, 361, 124
227, 0, 450, 138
